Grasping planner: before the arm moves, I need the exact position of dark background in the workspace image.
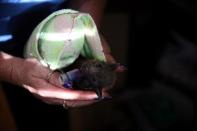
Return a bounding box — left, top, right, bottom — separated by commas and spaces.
1, 0, 197, 131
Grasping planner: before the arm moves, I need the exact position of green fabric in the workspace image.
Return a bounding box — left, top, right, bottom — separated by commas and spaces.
24, 9, 106, 70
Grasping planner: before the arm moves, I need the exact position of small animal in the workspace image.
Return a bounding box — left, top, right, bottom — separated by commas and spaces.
60, 60, 118, 99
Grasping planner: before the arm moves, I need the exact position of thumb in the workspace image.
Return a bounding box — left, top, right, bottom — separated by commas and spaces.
47, 71, 63, 87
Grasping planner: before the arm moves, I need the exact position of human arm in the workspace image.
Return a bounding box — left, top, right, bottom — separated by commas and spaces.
0, 0, 119, 108
0, 52, 107, 107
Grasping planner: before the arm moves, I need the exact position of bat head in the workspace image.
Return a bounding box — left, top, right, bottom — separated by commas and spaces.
76, 60, 117, 99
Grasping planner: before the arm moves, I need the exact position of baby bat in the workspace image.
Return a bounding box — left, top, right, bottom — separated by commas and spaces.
60, 59, 118, 99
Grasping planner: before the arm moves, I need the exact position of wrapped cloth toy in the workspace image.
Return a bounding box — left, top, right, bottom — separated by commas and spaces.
24, 9, 117, 98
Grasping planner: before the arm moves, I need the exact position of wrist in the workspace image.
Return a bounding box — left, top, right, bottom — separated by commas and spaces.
0, 52, 26, 86
10, 57, 26, 86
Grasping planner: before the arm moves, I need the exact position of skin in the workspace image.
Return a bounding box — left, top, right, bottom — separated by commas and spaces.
0, 0, 122, 108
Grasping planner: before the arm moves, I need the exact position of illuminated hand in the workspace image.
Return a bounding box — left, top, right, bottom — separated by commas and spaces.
20, 35, 125, 108
20, 58, 109, 108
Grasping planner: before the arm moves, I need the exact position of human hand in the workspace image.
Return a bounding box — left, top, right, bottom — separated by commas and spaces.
12, 35, 123, 108
16, 58, 109, 108
100, 35, 126, 73
98, 35, 127, 93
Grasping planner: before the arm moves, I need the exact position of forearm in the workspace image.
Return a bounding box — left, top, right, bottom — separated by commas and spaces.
0, 52, 24, 86
69, 0, 106, 28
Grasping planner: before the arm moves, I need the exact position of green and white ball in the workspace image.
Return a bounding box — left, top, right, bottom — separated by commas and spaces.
24, 9, 106, 70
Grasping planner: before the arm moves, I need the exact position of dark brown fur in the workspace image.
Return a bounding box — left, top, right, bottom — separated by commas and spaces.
62, 59, 117, 98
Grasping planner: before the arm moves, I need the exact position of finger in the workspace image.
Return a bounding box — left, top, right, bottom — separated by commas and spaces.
47, 71, 62, 87
64, 100, 97, 108
100, 35, 111, 54
105, 53, 116, 64
37, 96, 98, 107
26, 58, 50, 79
32, 79, 104, 100
26, 58, 63, 87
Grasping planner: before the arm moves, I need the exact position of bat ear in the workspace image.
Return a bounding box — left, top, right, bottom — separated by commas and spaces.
95, 88, 102, 100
